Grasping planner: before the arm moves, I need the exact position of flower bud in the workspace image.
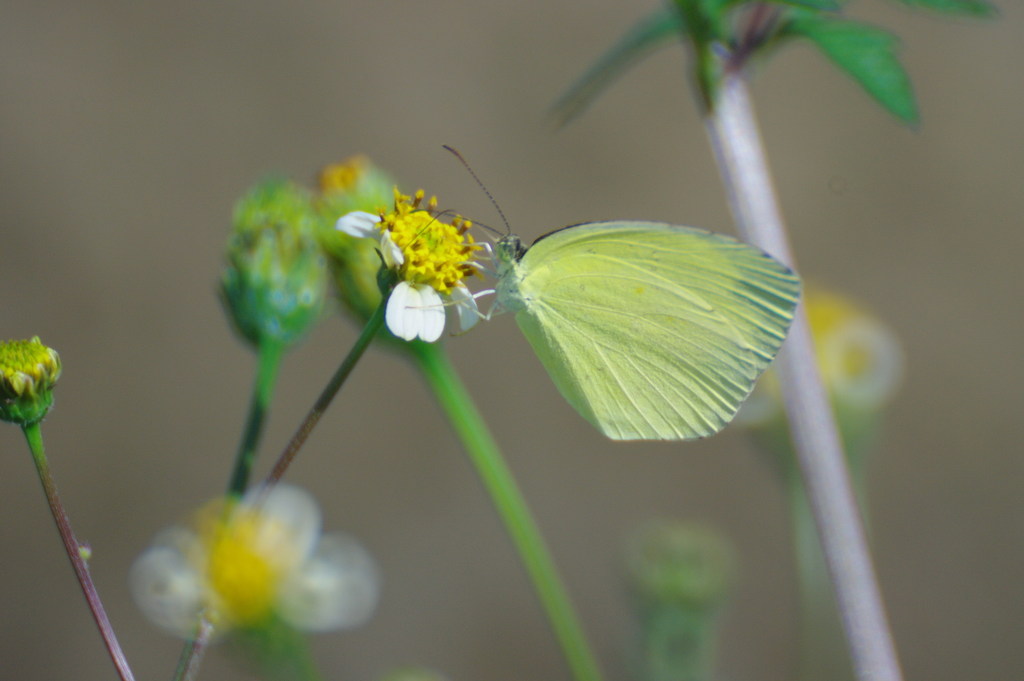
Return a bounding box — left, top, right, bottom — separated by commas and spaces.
626, 520, 735, 613
626, 521, 735, 681
315, 156, 397, 326
0, 337, 61, 425
221, 180, 327, 348
379, 668, 449, 681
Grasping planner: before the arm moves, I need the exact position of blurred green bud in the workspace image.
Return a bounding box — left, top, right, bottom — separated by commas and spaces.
221, 179, 327, 349
626, 520, 735, 681
314, 156, 398, 328
0, 337, 62, 426
737, 286, 903, 465
627, 520, 735, 613
317, 155, 395, 218
379, 668, 449, 681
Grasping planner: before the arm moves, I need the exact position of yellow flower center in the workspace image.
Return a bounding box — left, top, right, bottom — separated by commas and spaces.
0, 337, 61, 399
807, 290, 872, 382
201, 505, 285, 627
379, 188, 479, 293
319, 156, 370, 194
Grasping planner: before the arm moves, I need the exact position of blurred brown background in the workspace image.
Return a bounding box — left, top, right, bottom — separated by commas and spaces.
1, 1, 1021, 680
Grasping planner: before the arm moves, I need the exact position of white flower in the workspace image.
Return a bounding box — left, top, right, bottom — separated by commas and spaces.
130, 484, 378, 637
335, 191, 484, 343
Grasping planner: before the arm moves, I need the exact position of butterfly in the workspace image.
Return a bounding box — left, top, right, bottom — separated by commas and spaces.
492, 220, 800, 440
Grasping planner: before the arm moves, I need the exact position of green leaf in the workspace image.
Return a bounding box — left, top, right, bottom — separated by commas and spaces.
550, 6, 684, 127
670, 0, 731, 108
888, 0, 998, 17
784, 16, 918, 123
675, 0, 730, 45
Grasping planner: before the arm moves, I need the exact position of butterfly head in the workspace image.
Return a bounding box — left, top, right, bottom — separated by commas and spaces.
496, 234, 527, 265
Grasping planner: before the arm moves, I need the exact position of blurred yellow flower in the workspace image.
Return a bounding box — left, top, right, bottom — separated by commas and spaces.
130, 485, 378, 637
737, 286, 902, 466
740, 287, 902, 424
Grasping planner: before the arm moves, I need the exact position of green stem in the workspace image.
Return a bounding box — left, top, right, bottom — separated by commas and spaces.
173, 616, 214, 681
228, 337, 286, 496
787, 416, 873, 681
263, 299, 386, 488
638, 606, 720, 681
787, 469, 853, 681
174, 302, 386, 681
21, 421, 137, 681
230, 617, 326, 681
410, 342, 603, 681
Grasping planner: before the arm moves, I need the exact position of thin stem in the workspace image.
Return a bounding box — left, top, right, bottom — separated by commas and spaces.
21, 421, 137, 681
787, 469, 855, 681
638, 607, 721, 681
703, 69, 904, 681
263, 299, 386, 488
411, 342, 603, 681
173, 616, 214, 681
228, 337, 286, 496
787, 414, 874, 681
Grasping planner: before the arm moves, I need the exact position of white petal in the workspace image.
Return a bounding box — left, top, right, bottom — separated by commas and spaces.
418, 288, 446, 341
380, 232, 404, 268
129, 544, 205, 637
386, 282, 421, 341
386, 283, 446, 342
449, 283, 481, 333
278, 533, 380, 632
335, 211, 381, 238
824, 318, 902, 408
242, 484, 322, 567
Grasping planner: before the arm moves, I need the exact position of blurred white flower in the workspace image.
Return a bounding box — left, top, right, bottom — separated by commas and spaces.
130, 484, 378, 637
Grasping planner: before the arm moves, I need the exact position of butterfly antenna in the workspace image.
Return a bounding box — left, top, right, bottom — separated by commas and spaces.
443, 145, 511, 237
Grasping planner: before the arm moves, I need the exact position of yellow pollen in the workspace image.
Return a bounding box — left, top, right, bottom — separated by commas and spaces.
319, 155, 369, 193
202, 508, 281, 626
378, 188, 479, 293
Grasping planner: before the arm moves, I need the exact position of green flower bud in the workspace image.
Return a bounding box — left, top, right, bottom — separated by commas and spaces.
379, 668, 449, 681
314, 156, 397, 327
221, 179, 327, 349
626, 521, 736, 681
627, 520, 735, 613
0, 337, 62, 425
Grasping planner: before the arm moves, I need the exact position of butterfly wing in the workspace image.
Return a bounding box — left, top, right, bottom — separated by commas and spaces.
510, 221, 800, 440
